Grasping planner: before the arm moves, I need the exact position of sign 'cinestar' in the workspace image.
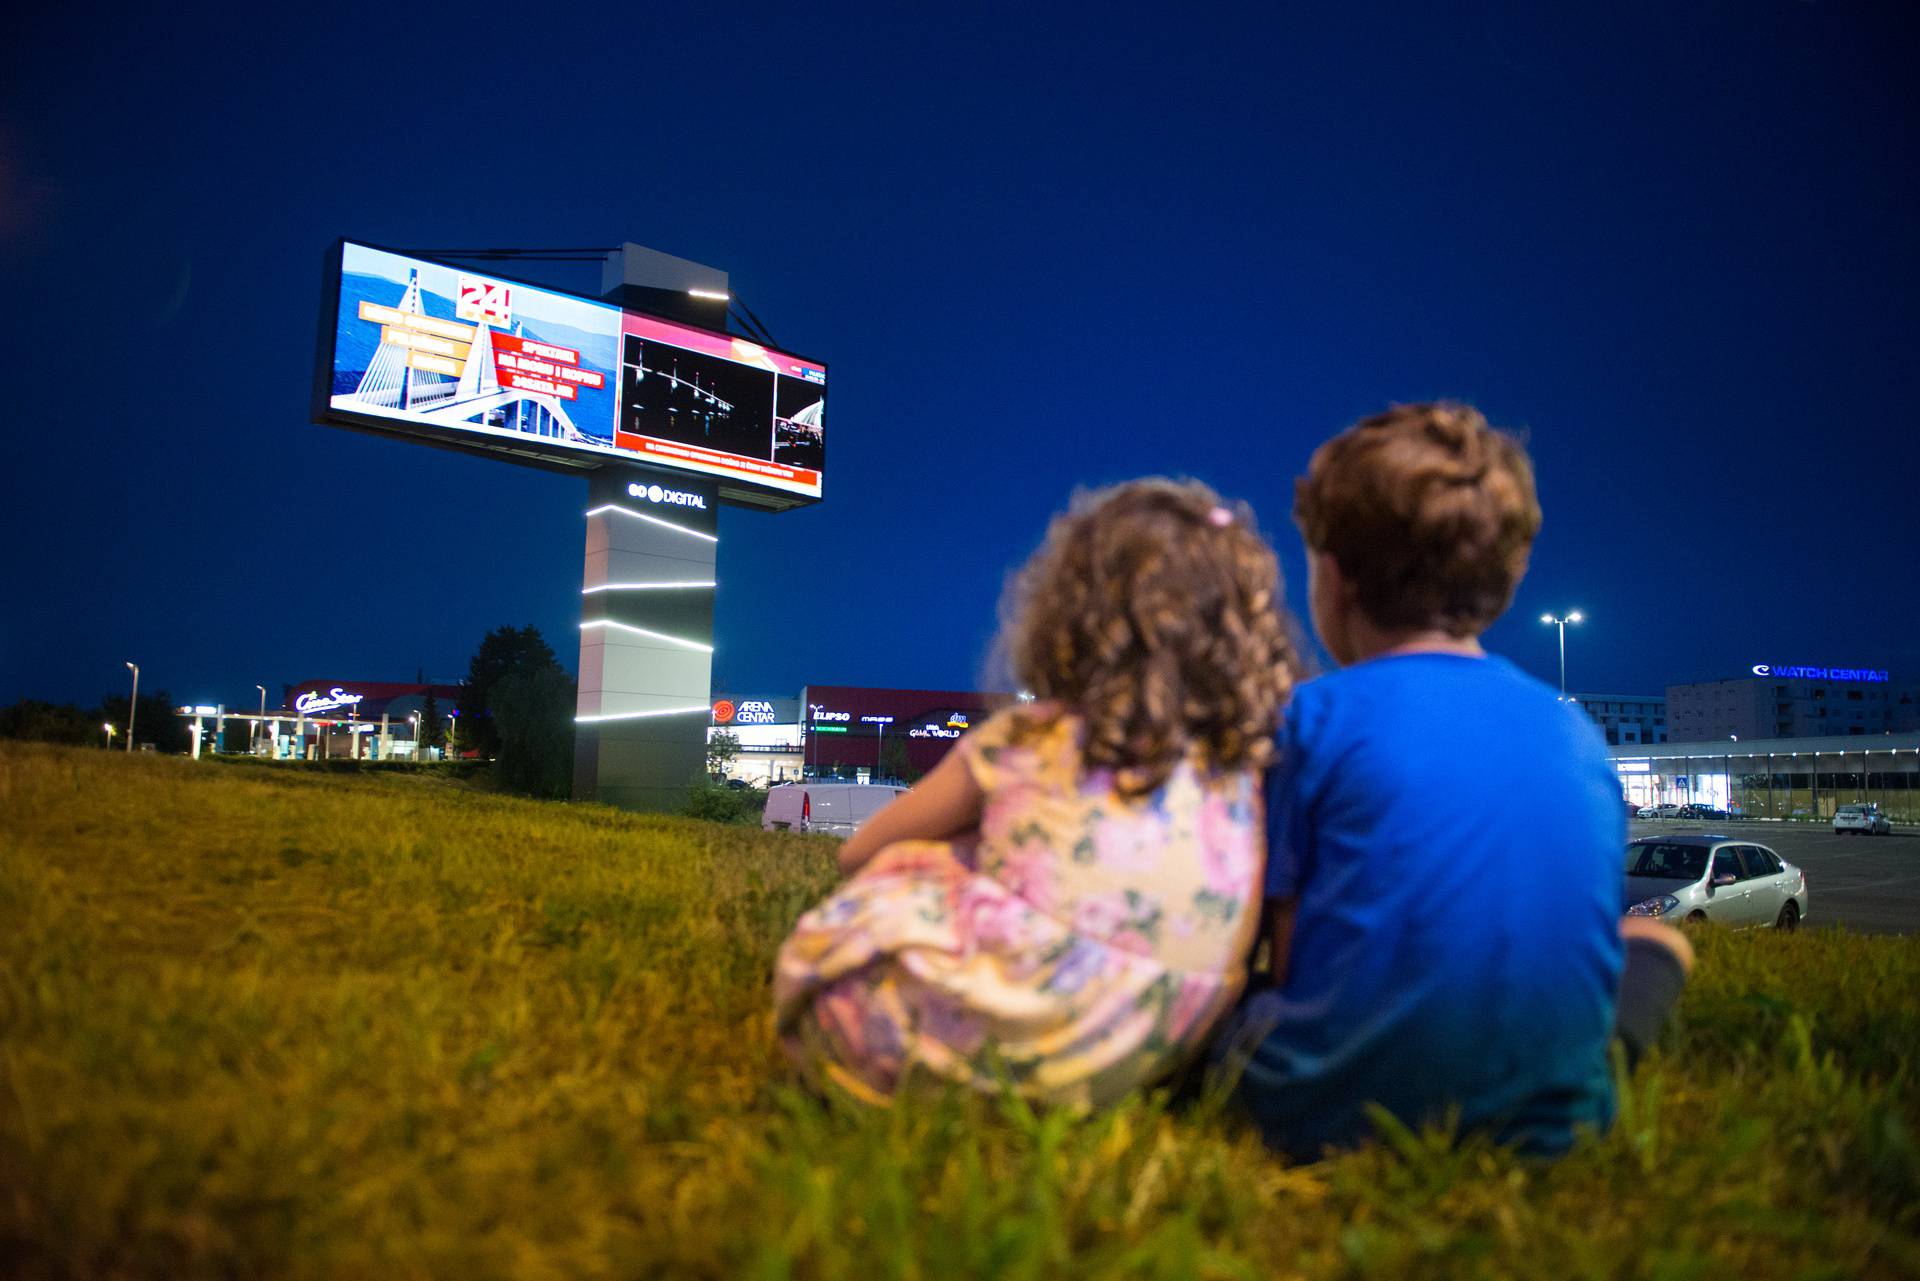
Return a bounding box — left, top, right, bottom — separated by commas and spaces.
295, 687, 366, 714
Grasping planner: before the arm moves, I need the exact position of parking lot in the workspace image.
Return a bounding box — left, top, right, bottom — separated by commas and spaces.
1629, 820, 1920, 934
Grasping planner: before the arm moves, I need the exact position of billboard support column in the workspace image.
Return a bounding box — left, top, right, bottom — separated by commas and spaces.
572, 470, 719, 811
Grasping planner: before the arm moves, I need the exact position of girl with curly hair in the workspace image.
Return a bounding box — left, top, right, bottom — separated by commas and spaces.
774, 479, 1297, 1107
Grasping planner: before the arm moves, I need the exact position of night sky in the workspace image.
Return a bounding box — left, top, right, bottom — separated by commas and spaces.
3, 3, 1915, 713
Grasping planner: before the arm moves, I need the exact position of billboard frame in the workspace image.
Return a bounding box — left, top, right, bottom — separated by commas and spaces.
311, 238, 826, 512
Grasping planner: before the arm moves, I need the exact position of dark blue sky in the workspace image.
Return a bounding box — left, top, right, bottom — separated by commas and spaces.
3, 2, 1915, 711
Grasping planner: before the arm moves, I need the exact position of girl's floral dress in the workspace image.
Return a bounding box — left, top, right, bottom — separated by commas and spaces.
774, 703, 1263, 1109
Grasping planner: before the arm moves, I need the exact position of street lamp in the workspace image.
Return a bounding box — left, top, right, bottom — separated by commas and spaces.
103, 722, 115, 750
124, 661, 139, 751
255, 684, 267, 754
1539, 612, 1583, 700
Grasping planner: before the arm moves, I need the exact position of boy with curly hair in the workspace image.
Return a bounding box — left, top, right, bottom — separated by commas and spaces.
1232, 403, 1690, 1158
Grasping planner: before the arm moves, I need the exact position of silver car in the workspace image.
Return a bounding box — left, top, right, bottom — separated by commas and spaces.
1623, 836, 1809, 930
1833, 804, 1892, 836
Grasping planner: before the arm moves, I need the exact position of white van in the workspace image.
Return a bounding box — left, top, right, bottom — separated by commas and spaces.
763, 782, 906, 837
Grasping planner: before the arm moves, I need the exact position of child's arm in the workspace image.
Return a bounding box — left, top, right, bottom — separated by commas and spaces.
835, 745, 985, 877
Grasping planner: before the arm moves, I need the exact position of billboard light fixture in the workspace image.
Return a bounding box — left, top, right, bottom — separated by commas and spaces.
579, 619, 715, 653
583, 504, 719, 544
575, 704, 712, 724
687, 288, 730, 301
582, 580, 718, 594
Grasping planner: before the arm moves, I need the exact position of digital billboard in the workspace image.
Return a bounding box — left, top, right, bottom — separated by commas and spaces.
316, 241, 825, 507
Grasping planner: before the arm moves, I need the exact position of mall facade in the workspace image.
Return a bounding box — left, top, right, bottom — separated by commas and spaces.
1609, 732, 1920, 822
708, 684, 1013, 785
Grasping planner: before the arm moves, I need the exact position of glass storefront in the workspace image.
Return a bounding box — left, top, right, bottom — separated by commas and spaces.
1613, 741, 1920, 821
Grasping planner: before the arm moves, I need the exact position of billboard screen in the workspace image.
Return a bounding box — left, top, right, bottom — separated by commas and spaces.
317, 241, 825, 507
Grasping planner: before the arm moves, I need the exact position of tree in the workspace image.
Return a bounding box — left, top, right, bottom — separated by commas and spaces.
490, 665, 576, 799
878, 736, 917, 784
458, 625, 562, 759
707, 729, 741, 779
418, 689, 444, 752
0, 699, 99, 746
97, 689, 191, 754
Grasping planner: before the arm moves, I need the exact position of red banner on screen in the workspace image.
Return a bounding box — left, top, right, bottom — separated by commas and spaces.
614, 431, 821, 487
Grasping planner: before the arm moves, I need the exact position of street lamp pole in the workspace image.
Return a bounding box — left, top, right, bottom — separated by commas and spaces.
255, 684, 267, 755
124, 661, 140, 751
1539, 612, 1584, 700
103, 722, 115, 750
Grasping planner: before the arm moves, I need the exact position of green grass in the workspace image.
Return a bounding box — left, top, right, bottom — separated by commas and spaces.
1, 742, 1915, 1280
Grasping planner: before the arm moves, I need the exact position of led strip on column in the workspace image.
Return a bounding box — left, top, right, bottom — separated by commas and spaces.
578, 619, 714, 653
581, 580, 717, 594
575, 501, 716, 728
583, 504, 719, 543
575, 704, 713, 725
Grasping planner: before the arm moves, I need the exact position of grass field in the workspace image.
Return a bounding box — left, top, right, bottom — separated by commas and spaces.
2, 743, 1916, 1279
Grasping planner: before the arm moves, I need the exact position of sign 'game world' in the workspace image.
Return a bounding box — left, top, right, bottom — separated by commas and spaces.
317, 241, 826, 508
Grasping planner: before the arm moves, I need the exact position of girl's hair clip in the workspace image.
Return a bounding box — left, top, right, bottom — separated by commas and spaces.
1208, 506, 1234, 527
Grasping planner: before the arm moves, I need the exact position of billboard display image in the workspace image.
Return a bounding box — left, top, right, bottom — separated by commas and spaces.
319, 241, 825, 506
774, 373, 825, 471
613, 312, 826, 498
326, 242, 621, 454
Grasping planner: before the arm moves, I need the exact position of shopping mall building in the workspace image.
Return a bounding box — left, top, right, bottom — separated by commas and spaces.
1609, 732, 1920, 822
709, 684, 1013, 785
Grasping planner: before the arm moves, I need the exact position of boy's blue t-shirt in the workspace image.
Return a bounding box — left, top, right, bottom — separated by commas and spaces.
1233, 653, 1625, 1158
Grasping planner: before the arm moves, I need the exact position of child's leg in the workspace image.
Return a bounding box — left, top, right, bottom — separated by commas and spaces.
1614, 918, 1694, 1067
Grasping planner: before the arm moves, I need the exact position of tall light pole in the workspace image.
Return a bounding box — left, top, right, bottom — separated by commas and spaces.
255, 684, 267, 755
124, 661, 140, 751
1539, 611, 1583, 701
103, 722, 115, 750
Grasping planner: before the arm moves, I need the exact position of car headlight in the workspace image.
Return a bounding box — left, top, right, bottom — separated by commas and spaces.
1627, 894, 1681, 917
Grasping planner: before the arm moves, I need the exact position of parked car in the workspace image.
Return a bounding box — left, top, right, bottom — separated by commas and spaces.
763, 782, 907, 837
1635, 804, 1662, 819
1833, 803, 1892, 836
1649, 803, 1685, 819
1677, 803, 1729, 821
1623, 835, 1808, 930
